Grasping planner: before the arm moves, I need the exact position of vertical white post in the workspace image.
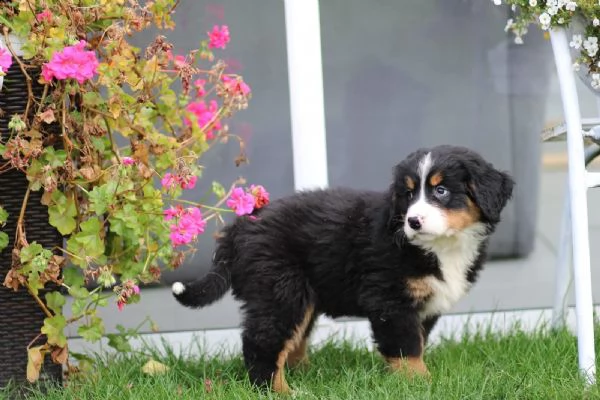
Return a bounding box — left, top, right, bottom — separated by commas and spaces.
283, 0, 329, 191
552, 188, 572, 329
550, 28, 596, 385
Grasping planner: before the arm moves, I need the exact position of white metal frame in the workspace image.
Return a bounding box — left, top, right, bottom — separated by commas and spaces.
283, 0, 329, 192
548, 28, 596, 385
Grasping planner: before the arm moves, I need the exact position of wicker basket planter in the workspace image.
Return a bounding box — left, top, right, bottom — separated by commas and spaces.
0, 59, 63, 388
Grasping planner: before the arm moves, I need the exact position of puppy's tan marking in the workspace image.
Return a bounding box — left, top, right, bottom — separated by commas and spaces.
385, 331, 429, 378
386, 356, 430, 378
429, 172, 443, 187
287, 337, 309, 368
406, 278, 434, 302
444, 198, 481, 230
272, 305, 314, 393
405, 176, 415, 191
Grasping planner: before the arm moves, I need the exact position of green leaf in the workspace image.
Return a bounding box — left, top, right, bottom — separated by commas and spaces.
48, 192, 77, 235
106, 333, 133, 353
0, 232, 8, 252
68, 286, 90, 300
0, 206, 8, 224
66, 219, 105, 264
212, 181, 226, 199
88, 181, 117, 215
20, 242, 44, 264
77, 317, 105, 342
41, 315, 67, 347
45, 292, 66, 315
71, 298, 88, 317
49, 207, 77, 235
63, 268, 84, 287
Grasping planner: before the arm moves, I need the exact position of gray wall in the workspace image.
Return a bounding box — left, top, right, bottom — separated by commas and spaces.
82, 1, 561, 335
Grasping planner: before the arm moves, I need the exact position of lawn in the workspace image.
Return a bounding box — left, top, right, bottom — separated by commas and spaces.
4, 325, 600, 399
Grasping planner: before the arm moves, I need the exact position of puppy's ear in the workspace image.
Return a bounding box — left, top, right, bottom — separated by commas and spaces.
387, 163, 410, 232
465, 158, 514, 224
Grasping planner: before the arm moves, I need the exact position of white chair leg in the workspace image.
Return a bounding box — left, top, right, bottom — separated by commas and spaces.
550, 28, 596, 385
552, 186, 572, 329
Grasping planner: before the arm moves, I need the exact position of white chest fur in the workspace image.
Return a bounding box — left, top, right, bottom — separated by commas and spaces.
414, 223, 487, 319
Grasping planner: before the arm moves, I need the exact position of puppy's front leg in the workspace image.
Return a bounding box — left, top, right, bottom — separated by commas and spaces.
369, 311, 429, 378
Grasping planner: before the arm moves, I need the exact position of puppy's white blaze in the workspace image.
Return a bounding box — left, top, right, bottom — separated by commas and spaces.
417, 152, 432, 184
172, 282, 185, 295
418, 222, 488, 319
405, 152, 448, 238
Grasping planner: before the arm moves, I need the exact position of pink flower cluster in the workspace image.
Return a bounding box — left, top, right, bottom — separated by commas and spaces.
116, 280, 140, 311
164, 205, 207, 247
41, 40, 99, 84
222, 75, 251, 96
121, 156, 135, 166
185, 100, 222, 139
226, 185, 270, 216
36, 9, 52, 22
208, 25, 230, 49
161, 172, 197, 190
0, 48, 12, 74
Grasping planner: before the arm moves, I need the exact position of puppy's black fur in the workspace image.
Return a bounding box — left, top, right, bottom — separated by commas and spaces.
173, 145, 514, 392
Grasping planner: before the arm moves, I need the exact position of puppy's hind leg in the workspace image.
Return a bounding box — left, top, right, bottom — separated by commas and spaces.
286, 313, 317, 369
242, 303, 315, 394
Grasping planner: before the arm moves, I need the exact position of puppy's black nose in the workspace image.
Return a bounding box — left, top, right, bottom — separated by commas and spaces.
407, 217, 421, 230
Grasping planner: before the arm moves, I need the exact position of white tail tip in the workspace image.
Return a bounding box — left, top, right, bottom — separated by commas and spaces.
172, 282, 185, 295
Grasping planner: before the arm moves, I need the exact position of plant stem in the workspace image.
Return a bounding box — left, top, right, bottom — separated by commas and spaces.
25, 282, 53, 318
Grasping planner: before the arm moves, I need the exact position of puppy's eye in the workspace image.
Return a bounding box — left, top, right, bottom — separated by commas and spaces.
434, 186, 449, 196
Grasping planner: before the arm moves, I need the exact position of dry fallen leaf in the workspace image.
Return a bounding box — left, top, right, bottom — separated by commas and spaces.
27, 345, 46, 383
141, 359, 170, 375
51, 344, 68, 365
39, 108, 56, 124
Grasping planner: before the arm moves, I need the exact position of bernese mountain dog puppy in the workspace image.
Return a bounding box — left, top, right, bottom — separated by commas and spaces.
172, 145, 514, 393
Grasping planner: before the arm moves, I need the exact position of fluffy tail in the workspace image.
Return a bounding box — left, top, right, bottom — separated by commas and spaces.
171, 261, 231, 309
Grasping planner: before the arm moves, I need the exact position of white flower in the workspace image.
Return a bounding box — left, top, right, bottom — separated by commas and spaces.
570, 34, 583, 49
573, 62, 581, 71
529, 0, 537, 5
594, 18, 600, 27
584, 36, 599, 57
514, 36, 524, 45
504, 18, 514, 32
592, 74, 600, 90
493, 0, 501, 5
558, 17, 565, 24
566, 1, 577, 11
547, 6, 559, 16
539, 12, 552, 29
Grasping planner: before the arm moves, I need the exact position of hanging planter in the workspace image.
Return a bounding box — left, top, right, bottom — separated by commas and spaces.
0, 0, 263, 388
496, 1, 600, 92
0, 35, 63, 388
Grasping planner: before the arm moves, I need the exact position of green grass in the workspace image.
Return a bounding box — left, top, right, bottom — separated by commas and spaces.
4, 325, 600, 400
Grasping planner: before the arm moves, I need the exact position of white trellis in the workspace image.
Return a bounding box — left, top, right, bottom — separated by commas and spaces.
544, 28, 597, 386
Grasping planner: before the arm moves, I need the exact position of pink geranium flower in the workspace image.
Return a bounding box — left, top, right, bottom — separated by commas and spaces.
36, 9, 52, 22
0, 48, 12, 74
208, 25, 230, 49
161, 173, 177, 190
121, 156, 135, 165
250, 185, 270, 209
167, 206, 206, 247
194, 79, 207, 97
185, 100, 222, 139
222, 75, 251, 96
41, 40, 99, 84
180, 175, 197, 190
226, 187, 256, 216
